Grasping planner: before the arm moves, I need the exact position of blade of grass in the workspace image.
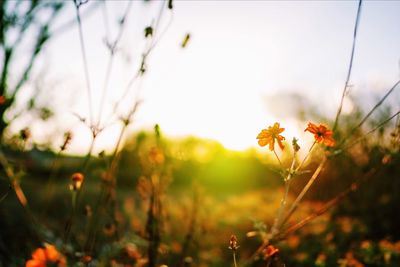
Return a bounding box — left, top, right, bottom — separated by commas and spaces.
278, 167, 379, 240
333, 0, 363, 131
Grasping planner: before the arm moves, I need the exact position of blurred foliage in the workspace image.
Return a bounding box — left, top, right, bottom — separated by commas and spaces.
0, 105, 399, 266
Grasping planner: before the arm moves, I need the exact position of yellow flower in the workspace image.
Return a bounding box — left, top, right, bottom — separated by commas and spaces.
304, 122, 335, 147
257, 122, 285, 151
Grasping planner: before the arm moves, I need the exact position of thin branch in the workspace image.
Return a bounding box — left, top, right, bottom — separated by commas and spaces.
333, 0, 363, 131
343, 109, 400, 150
51, 2, 101, 38
278, 167, 378, 240
270, 154, 296, 237
280, 157, 327, 229
106, 1, 173, 125
295, 141, 316, 172
96, 1, 133, 128
74, 0, 94, 126
348, 79, 400, 137
273, 150, 283, 167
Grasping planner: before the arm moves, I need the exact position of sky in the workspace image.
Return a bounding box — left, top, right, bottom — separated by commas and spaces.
9, 0, 400, 155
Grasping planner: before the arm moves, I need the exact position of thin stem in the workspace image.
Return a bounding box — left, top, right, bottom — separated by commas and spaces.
74, 1, 94, 126
270, 153, 296, 237
278, 167, 378, 240
343, 109, 400, 151
0, 190, 10, 203
84, 123, 127, 253
0, 149, 42, 240
63, 134, 96, 245
273, 150, 283, 167
280, 157, 327, 228
233, 252, 238, 267
345, 79, 400, 141
333, 0, 363, 131
97, 1, 133, 127
42, 150, 62, 216
106, 1, 172, 126
295, 141, 316, 172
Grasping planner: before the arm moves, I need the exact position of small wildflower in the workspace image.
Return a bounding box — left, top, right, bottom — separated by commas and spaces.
292, 137, 300, 152
338, 252, 364, 267
149, 147, 164, 165
263, 245, 279, 259
228, 235, 239, 251
257, 122, 286, 151
305, 122, 335, 147
81, 255, 92, 264
26, 244, 66, 267
0, 95, 6, 105
69, 172, 84, 191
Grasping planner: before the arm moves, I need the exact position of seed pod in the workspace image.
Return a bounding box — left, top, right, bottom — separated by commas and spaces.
228, 235, 239, 251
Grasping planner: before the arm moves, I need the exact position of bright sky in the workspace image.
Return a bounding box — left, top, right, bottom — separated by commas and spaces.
11, 1, 400, 154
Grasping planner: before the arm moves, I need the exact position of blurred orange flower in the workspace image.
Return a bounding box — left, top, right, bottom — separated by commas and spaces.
26, 244, 66, 267
304, 122, 335, 147
263, 245, 279, 259
257, 122, 285, 151
0, 95, 5, 105
70, 172, 84, 191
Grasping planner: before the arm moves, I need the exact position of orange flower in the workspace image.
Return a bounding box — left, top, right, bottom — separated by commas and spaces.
263, 245, 279, 259
0, 95, 5, 105
26, 244, 66, 267
257, 122, 285, 151
70, 172, 84, 191
304, 122, 335, 147
26, 248, 46, 267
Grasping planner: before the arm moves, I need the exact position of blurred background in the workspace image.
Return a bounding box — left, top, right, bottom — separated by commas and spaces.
1, 1, 400, 266
3, 0, 400, 153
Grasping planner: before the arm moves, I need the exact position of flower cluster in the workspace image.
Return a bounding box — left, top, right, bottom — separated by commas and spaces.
257, 122, 335, 150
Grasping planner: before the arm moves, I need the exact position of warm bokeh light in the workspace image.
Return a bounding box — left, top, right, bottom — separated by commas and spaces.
2, 2, 400, 266
7, 1, 399, 154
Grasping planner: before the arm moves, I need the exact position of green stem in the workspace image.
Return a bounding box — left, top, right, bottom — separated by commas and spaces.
295, 141, 316, 172
270, 153, 296, 238
233, 252, 238, 267
280, 157, 327, 228
273, 150, 283, 167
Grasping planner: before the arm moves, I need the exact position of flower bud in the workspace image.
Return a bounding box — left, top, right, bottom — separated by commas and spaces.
70, 172, 84, 191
